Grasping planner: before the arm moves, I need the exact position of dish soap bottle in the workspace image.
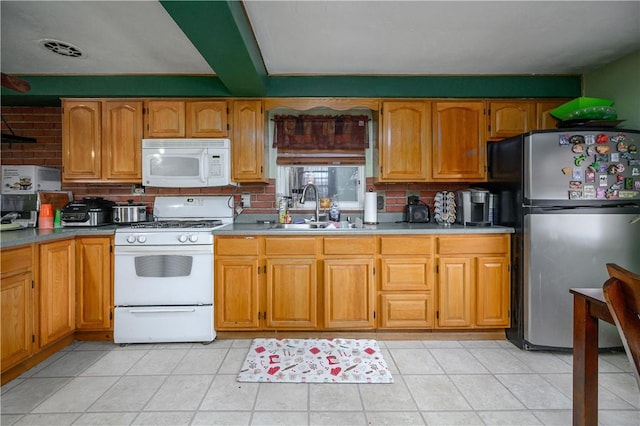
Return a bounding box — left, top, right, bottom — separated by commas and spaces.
278, 197, 288, 224
328, 195, 340, 222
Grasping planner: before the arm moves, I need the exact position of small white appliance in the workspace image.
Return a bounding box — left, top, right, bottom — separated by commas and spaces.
1, 165, 61, 194
113, 196, 233, 344
142, 138, 233, 188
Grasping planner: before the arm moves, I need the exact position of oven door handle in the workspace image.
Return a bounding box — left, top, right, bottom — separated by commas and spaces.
114, 246, 213, 255
127, 308, 197, 314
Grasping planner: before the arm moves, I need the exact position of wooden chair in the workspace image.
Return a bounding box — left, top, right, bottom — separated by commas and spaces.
603, 263, 640, 388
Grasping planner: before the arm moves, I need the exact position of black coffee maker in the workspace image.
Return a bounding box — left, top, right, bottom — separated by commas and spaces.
405, 196, 430, 223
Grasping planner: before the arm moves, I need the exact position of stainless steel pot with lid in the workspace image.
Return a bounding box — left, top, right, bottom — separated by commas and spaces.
112, 200, 147, 224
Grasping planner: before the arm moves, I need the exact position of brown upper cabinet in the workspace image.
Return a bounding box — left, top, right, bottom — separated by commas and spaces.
377, 101, 430, 182
144, 100, 228, 138
431, 101, 486, 182
536, 100, 566, 130
487, 99, 570, 140
231, 100, 268, 183
62, 99, 143, 183
487, 100, 535, 140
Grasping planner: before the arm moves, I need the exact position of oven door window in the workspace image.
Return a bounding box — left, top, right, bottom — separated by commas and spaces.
134, 255, 193, 278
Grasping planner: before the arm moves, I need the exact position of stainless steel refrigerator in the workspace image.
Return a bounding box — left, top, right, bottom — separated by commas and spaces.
487, 128, 640, 350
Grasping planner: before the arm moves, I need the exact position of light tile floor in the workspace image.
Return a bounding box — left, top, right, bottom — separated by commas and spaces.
1, 339, 638, 425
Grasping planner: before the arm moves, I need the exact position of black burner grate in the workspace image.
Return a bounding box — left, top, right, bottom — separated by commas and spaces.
130, 220, 223, 229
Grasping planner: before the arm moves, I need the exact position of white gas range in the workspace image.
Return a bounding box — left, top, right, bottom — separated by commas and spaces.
113, 196, 233, 344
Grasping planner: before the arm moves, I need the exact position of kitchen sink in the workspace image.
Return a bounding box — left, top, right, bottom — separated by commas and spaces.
270, 223, 328, 230
269, 222, 357, 231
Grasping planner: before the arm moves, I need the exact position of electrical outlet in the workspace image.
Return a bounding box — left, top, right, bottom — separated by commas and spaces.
407, 191, 420, 204
241, 193, 251, 208
132, 184, 145, 195
377, 195, 384, 211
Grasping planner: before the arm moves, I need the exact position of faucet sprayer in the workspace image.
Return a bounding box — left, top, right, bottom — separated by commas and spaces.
300, 182, 320, 223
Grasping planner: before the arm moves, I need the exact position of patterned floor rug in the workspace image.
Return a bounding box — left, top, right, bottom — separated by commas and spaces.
237, 338, 394, 384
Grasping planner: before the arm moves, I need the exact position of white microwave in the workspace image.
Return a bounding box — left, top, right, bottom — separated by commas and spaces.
142, 139, 234, 188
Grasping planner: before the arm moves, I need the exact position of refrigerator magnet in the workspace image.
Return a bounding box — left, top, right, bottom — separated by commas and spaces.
574, 154, 587, 166
635, 181, 640, 191
629, 159, 640, 166
585, 167, 596, 183
596, 188, 606, 198
569, 180, 582, 190
608, 165, 618, 175
596, 134, 609, 144
617, 142, 628, 152
605, 189, 619, 199
583, 185, 596, 199
599, 175, 609, 186
629, 144, 637, 154
572, 168, 583, 180
596, 145, 611, 155
632, 168, 639, 176
616, 174, 624, 183
570, 135, 585, 144
585, 134, 596, 145
595, 154, 609, 163
598, 163, 608, 173
612, 133, 626, 143
625, 178, 633, 190
569, 190, 582, 199
559, 135, 570, 146
562, 167, 572, 175
610, 152, 620, 162
586, 146, 596, 157
616, 163, 625, 173
572, 144, 584, 153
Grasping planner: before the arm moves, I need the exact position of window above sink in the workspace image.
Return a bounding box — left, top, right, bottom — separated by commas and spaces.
276, 165, 365, 211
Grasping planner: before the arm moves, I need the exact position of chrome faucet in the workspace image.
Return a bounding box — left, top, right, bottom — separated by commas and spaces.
300, 182, 320, 223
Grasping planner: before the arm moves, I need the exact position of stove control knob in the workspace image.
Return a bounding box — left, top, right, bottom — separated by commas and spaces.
189, 234, 198, 243
126, 235, 136, 244
178, 234, 188, 243
136, 235, 147, 243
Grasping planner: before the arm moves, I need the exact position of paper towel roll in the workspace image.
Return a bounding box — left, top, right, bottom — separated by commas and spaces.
364, 192, 378, 224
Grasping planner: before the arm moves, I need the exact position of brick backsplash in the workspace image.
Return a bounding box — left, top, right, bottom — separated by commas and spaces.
1, 106, 471, 214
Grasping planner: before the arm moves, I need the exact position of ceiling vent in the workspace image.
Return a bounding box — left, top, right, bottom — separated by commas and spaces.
39, 39, 84, 58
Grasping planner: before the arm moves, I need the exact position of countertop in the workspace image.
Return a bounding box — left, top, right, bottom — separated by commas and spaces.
217, 222, 514, 236
0, 222, 514, 249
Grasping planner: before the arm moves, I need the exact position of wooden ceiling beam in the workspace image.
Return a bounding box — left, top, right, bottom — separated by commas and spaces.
1, 73, 30, 93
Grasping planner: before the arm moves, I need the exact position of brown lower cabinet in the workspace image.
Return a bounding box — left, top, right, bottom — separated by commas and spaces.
1, 236, 114, 384
379, 236, 435, 328
38, 239, 76, 348
215, 235, 377, 331
1, 246, 34, 373
436, 235, 511, 328
76, 236, 113, 332
215, 233, 510, 332
323, 237, 376, 329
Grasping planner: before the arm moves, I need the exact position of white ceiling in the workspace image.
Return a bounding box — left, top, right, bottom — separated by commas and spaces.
1, 0, 639, 77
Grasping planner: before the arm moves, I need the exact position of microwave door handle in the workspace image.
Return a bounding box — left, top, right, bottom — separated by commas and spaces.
200, 151, 209, 184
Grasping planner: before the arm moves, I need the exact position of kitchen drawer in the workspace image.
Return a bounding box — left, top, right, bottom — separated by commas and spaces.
215, 236, 260, 256
323, 236, 375, 255
379, 293, 434, 328
1, 246, 32, 275
437, 235, 508, 255
380, 257, 433, 291
264, 237, 318, 256
380, 236, 433, 255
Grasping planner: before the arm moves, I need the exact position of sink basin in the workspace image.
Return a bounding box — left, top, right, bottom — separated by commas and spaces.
270, 223, 328, 230
269, 222, 358, 231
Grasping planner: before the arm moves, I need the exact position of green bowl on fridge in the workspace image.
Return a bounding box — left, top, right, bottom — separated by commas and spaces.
550, 97, 615, 120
